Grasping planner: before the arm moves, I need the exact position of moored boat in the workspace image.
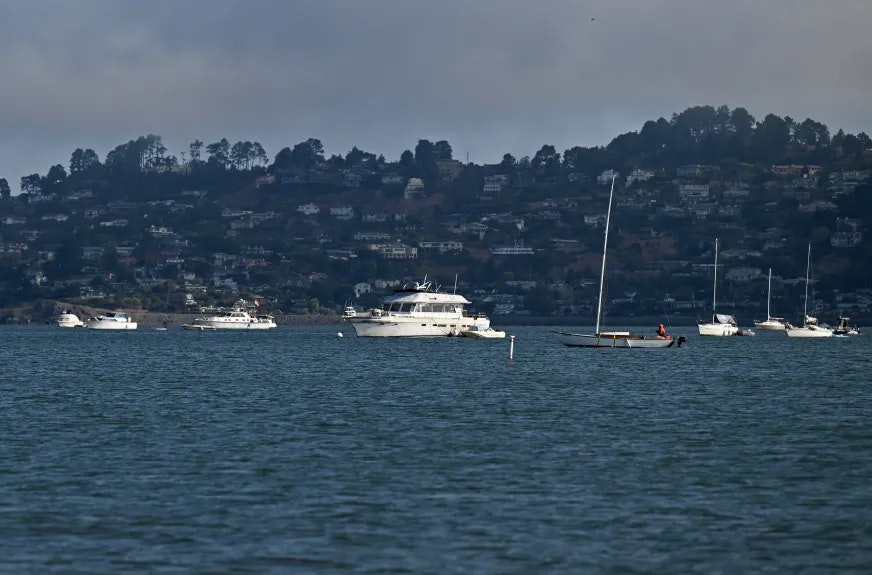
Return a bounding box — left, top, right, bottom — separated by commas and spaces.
754, 268, 787, 331
786, 244, 832, 338
191, 307, 276, 330
832, 315, 859, 336
460, 325, 506, 339
57, 310, 84, 328
346, 277, 491, 337
698, 239, 739, 337
551, 176, 678, 349
85, 312, 138, 330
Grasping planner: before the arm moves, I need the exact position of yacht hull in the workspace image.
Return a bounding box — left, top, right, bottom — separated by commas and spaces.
192, 321, 275, 330
85, 321, 137, 330
350, 315, 489, 337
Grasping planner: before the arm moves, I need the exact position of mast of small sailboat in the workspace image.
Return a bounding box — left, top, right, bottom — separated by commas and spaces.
766, 268, 772, 320
712, 238, 719, 322
595, 175, 616, 335
803, 243, 811, 321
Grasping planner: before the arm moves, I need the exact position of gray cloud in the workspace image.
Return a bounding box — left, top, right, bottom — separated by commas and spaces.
1, 0, 870, 188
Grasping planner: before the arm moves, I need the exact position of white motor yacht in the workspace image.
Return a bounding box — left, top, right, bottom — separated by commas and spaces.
346, 277, 491, 337
191, 308, 276, 330
85, 312, 138, 330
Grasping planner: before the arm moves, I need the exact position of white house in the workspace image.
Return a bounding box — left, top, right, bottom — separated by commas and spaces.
597, 169, 619, 185
404, 178, 425, 199
353, 282, 372, 297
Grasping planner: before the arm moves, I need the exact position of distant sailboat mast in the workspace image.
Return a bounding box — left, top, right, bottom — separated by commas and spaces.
803, 243, 811, 320
766, 268, 773, 320
595, 175, 616, 335
712, 238, 719, 322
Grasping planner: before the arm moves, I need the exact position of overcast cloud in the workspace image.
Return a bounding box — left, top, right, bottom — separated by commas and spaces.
1, 0, 871, 189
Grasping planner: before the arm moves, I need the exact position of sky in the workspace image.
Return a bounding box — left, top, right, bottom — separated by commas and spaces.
1, 0, 871, 191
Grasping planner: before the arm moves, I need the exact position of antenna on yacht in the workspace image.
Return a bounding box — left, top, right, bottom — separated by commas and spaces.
453, 274, 458, 294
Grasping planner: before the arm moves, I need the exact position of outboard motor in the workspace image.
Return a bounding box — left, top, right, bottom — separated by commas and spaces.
676, 336, 687, 347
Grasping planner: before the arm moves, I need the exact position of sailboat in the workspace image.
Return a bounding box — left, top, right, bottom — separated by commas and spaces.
553, 176, 678, 348
754, 268, 786, 331
786, 244, 832, 338
698, 238, 739, 336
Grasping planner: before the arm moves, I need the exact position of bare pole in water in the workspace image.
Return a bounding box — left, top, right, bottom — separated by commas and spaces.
595, 175, 616, 336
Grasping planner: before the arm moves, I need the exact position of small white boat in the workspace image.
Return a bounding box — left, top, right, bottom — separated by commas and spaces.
182, 323, 216, 331
57, 310, 84, 328
754, 268, 787, 331
85, 312, 138, 330
786, 244, 832, 338
460, 326, 506, 339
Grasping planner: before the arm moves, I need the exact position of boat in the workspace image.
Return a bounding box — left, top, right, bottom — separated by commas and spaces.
56, 310, 84, 328
832, 315, 860, 336
698, 238, 740, 336
190, 307, 277, 330
85, 312, 138, 330
786, 244, 832, 338
460, 325, 506, 339
182, 323, 217, 331
754, 268, 787, 331
552, 176, 678, 348
345, 276, 491, 337
342, 303, 357, 319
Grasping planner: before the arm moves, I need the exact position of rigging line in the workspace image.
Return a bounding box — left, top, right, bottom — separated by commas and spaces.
660, 300, 673, 331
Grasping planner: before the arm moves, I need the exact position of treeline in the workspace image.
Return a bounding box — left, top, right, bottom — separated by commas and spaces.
3, 104, 871, 199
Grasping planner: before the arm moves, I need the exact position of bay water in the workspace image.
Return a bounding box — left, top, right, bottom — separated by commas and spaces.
1, 325, 870, 573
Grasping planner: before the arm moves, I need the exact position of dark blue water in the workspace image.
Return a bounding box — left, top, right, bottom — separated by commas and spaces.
2, 325, 871, 573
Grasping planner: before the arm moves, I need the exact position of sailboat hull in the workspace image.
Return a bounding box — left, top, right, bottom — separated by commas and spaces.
698, 323, 739, 336
754, 320, 786, 331
786, 326, 833, 338
553, 332, 675, 348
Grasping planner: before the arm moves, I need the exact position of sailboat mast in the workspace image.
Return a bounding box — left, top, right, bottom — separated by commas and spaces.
595, 175, 616, 335
767, 268, 772, 319
712, 238, 719, 320
803, 243, 811, 318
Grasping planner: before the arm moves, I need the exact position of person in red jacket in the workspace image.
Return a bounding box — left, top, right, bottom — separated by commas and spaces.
657, 323, 669, 338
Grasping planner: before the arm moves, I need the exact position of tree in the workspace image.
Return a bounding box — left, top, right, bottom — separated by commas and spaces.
497, 153, 517, 174
399, 150, 414, 167
230, 141, 253, 170
751, 114, 791, 161
69, 148, 100, 174
189, 139, 203, 164
289, 138, 325, 170
272, 147, 293, 171
433, 140, 453, 161
46, 164, 67, 185
414, 139, 435, 167
206, 138, 230, 169
0, 178, 10, 200
251, 142, 268, 166
20, 174, 41, 194
531, 144, 561, 177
